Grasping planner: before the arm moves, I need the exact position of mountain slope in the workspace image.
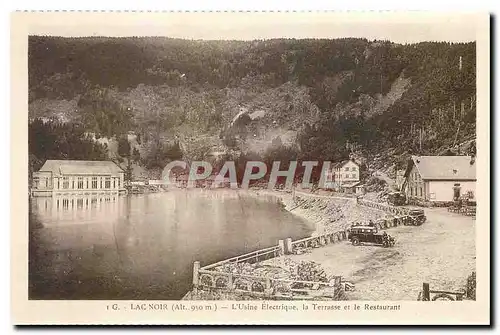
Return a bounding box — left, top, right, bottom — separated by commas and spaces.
28, 37, 476, 177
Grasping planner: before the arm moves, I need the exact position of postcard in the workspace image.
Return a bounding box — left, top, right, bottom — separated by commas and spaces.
11, 11, 490, 325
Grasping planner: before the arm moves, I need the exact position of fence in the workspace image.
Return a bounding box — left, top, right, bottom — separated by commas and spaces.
357, 198, 410, 216
418, 282, 466, 301
200, 245, 284, 270
448, 206, 476, 217
289, 230, 349, 254
193, 238, 344, 299
418, 272, 476, 301
194, 266, 342, 300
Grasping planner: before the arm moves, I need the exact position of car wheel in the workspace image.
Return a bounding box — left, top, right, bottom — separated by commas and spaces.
352, 237, 360, 246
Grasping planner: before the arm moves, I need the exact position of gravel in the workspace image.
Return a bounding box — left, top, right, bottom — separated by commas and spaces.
266, 207, 475, 300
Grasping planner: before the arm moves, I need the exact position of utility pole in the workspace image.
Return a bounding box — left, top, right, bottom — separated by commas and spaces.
452, 123, 461, 149
419, 128, 422, 152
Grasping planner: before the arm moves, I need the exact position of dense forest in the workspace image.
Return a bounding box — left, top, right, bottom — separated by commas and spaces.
28, 36, 476, 180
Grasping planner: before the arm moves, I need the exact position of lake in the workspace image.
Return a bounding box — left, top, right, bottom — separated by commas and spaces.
28, 190, 313, 300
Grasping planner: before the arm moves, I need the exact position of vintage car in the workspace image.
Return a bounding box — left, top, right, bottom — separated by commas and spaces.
387, 191, 406, 206
407, 209, 426, 226
347, 226, 395, 247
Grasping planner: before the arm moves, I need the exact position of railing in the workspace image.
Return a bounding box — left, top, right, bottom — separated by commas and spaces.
290, 230, 349, 254
192, 239, 344, 299
448, 205, 476, 217
418, 272, 476, 301
201, 245, 283, 270
195, 268, 342, 300
357, 198, 410, 216
418, 282, 466, 301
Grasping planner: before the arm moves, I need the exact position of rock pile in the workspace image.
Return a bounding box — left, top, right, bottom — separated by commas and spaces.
296, 261, 328, 283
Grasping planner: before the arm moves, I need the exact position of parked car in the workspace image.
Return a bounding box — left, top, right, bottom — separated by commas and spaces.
407, 209, 426, 226
348, 226, 395, 247
387, 191, 406, 206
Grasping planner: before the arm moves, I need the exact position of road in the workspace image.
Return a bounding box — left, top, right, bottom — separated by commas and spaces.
294, 190, 357, 202
372, 170, 397, 189
268, 207, 475, 300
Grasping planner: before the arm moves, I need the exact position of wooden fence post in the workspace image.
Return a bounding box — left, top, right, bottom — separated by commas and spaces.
422, 282, 430, 301
285, 238, 293, 255
278, 239, 285, 255
265, 278, 273, 297
193, 261, 201, 291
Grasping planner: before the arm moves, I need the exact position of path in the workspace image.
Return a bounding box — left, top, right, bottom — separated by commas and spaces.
373, 170, 397, 189
294, 190, 356, 202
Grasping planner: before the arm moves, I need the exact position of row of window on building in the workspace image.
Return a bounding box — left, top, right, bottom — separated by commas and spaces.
332, 173, 358, 179
50, 176, 122, 190
409, 186, 424, 198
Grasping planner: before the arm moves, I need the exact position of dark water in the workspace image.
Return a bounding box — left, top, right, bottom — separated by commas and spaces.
29, 190, 313, 300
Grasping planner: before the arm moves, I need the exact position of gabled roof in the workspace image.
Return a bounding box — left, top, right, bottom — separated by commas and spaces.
407, 155, 476, 181
333, 159, 359, 169
39, 160, 124, 175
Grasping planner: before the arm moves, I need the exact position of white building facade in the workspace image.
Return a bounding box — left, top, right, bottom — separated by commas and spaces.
31, 160, 126, 197
403, 155, 476, 203
324, 159, 360, 191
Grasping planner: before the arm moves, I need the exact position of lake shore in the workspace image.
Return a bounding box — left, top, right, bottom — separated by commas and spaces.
246, 188, 385, 235
182, 188, 387, 301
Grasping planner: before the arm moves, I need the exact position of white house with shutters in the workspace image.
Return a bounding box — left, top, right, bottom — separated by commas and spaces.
324, 159, 360, 191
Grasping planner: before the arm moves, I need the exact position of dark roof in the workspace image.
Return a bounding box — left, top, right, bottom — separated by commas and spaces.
333, 159, 359, 169
39, 160, 124, 175
408, 155, 476, 180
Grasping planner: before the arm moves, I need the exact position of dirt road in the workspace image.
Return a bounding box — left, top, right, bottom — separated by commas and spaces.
267, 208, 475, 300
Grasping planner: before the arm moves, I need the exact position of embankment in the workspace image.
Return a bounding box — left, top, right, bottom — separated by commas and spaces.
249, 189, 385, 235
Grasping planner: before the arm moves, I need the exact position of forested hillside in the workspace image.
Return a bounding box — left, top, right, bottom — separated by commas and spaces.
28, 36, 476, 180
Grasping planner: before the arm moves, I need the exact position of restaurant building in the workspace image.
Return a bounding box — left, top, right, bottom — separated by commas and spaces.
402, 155, 476, 203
